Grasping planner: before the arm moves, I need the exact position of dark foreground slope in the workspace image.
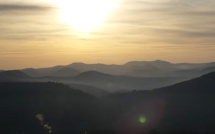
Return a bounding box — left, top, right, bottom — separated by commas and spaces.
0, 82, 96, 134
107, 72, 215, 134
153, 72, 215, 132
1, 72, 215, 134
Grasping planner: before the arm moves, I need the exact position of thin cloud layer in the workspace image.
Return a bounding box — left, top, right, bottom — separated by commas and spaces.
102, 0, 215, 44
0, 2, 61, 41
0, 0, 215, 69
0, 4, 49, 11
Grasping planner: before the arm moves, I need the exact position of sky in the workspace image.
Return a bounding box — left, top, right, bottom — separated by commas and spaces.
0, 0, 215, 70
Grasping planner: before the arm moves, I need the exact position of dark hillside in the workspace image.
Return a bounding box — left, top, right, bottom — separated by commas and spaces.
0, 70, 31, 81
0, 82, 95, 134
108, 72, 215, 133
1, 72, 215, 133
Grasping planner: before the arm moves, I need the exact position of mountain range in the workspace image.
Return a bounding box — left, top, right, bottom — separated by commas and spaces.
1, 60, 215, 94
20, 60, 215, 78
1, 71, 215, 133
0, 70, 31, 81
0, 70, 186, 93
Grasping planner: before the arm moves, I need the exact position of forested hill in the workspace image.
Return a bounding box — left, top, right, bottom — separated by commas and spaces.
0, 82, 95, 134
1, 71, 215, 134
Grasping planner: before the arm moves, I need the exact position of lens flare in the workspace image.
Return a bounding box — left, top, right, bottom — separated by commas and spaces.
139, 116, 146, 124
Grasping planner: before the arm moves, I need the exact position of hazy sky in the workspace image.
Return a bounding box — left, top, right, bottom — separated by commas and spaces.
1, 0, 215, 70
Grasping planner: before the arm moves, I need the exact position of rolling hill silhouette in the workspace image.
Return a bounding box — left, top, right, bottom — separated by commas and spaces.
152, 72, 215, 133
0, 70, 31, 81
201, 66, 215, 74
71, 71, 184, 92
0, 82, 95, 134
68, 83, 109, 97
3, 60, 215, 95
73, 71, 113, 81
17, 60, 215, 79
1, 72, 215, 133
22, 66, 80, 77
108, 72, 215, 133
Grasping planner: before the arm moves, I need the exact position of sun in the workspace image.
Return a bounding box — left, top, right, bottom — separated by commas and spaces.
51, 0, 119, 33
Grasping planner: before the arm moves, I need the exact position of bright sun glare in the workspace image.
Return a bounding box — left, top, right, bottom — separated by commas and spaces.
51, 0, 119, 33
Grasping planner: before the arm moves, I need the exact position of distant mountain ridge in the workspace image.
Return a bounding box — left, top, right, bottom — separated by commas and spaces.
2, 60, 215, 95
2, 60, 215, 94
18, 60, 215, 78
0, 70, 31, 81
0, 69, 186, 93
68, 83, 109, 97
71, 71, 186, 92
22, 66, 80, 77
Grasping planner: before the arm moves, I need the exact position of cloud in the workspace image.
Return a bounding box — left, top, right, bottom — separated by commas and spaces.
0, 2, 64, 41
99, 0, 215, 46
0, 4, 49, 11
1, 0, 215, 48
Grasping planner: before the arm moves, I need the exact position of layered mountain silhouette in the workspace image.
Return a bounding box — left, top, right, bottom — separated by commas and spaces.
2, 59, 215, 94
1, 72, 215, 133
201, 66, 215, 74
98, 72, 215, 133
19, 60, 215, 78
0, 70, 31, 81
71, 71, 185, 92
1, 60, 215, 133
22, 66, 80, 77
0, 70, 185, 94
68, 83, 109, 97
152, 72, 215, 132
